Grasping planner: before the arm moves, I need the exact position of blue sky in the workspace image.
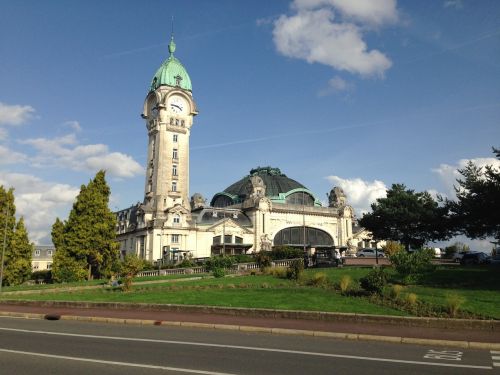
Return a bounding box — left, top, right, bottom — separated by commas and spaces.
1, 0, 499, 249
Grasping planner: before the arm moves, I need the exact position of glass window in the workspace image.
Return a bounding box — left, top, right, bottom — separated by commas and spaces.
172, 165, 177, 176
171, 234, 180, 243
224, 235, 232, 244
235, 236, 243, 244
213, 236, 221, 244
47, 263, 52, 270
47, 250, 53, 256
173, 215, 180, 224
173, 134, 178, 142
173, 149, 178, 159
172, 181, 177, 192
35, 250, 40, 256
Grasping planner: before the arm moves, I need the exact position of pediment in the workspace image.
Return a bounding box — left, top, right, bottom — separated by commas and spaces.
165, 204, 190, 215
206, 218, 253, 234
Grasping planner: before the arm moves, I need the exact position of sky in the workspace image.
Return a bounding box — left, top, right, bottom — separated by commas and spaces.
1, 0, 499, 250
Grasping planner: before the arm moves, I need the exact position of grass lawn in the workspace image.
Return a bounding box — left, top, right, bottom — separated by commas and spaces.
1, 266, 498, 319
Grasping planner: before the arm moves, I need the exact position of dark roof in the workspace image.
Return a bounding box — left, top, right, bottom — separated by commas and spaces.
222, 167, 307, 199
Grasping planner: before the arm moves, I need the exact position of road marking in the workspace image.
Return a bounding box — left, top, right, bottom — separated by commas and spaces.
492, 351, 500, 367
424, 349, 463, 361
0, 348, 236, 375
0, 327, 493, 370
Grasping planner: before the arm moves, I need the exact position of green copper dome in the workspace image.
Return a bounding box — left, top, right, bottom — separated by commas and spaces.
211, 167, 322, 207
150, 36, 192, 92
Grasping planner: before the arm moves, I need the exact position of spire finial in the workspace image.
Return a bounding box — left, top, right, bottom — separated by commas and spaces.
168, 16, 176, 56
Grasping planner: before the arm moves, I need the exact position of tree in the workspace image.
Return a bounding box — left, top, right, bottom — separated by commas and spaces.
0, 187, 33, 286
359, 184, 450, 250
120, 254, 144, 291
51, 171, 119, 281
446, 147, 500, 241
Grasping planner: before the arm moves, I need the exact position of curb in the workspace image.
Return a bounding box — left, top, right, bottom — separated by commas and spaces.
1, 310, 499, 350
1, 300, 498, 332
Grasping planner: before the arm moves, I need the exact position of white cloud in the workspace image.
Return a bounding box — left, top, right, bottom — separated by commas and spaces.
0, 173, 80, 244
0, 145, 28, 165
293, 0, 398, 27
0, 102, 36, 126
432, 157, 500, 198
272, 0, 397, 77
20, 133, 143, 178
326, 175, 387, 216
318, 75, 354, 96
443, 0, 463, 9
64, 120, 82, 132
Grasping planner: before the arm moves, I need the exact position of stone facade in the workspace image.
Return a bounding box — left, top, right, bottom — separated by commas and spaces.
115, 38, 356, 263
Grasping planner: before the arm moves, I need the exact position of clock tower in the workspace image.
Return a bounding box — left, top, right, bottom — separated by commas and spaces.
142, 35, 198, 219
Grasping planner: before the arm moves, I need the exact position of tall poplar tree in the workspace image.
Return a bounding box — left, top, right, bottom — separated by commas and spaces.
1, 187, 33, 286
52, 170, 119, 281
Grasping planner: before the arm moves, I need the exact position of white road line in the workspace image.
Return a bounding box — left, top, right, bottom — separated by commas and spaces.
0, 327, 493, 370
0, 348, 236, 375
491, 351, 500, 354
492, 356, 500, 360
493, 363, 500, 367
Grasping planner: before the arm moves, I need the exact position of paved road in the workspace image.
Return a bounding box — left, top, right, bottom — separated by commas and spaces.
0, 316, 497, 375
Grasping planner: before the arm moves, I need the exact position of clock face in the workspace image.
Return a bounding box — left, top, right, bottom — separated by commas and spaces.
169, 96, 186, 114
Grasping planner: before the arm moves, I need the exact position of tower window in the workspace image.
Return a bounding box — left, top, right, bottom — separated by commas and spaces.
173, 149, 178, 159
175, 119, 179, 126
170, 118, 174, 125
172, 181, 177, 192
172, 165, 177, 176
173, 134, 178, 142
175, 75, 182, 86
173, 215, 180, 224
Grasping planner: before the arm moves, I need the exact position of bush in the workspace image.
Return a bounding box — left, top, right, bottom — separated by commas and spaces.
360, 267, 387, 294
268, 267, 287, 279
390, 284, 404, 299
446, 293, 466, 317
339, 275, 352, 294
177, 258, 196, 268
382, 241, 404, 257
406, 293, 418, 306
30, 270, 53, 283
205, 256, 235, 272
255, 252, 272, 270
270, 246, 304, 260
286, 259, 304, 281
309, 272, 328, 287
389, 248, 435, 284
120, 254, 144, 292
212, 267, 225, 278
233, 254, 254, 263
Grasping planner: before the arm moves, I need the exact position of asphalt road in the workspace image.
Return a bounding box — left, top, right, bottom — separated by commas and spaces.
0, 316, 496, 375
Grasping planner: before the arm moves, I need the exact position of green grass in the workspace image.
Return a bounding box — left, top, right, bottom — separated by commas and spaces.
1, 266, 498, 319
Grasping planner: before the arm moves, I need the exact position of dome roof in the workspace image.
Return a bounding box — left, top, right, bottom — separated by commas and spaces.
211, 167, 321, 207
150, 36, 192, 92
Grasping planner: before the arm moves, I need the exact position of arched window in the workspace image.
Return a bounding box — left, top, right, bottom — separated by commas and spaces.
285, 192, 315, 206
273, 226, 333, 247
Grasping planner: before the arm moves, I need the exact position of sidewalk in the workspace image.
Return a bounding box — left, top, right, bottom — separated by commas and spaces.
0, 301, 498, 349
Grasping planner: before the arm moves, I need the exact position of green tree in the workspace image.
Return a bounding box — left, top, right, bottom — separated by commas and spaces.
1, 187, 33, 286
359, 184, 450, 250
120, 254, 144, 291
446, 147, 500, 241
3, 218, 33, 285
52, 170, 119, 281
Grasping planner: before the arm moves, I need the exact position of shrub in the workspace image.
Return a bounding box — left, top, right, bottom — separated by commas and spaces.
270, 267, 287, 279
446, 293, 466, 317
309, 272, 328, 287
270, 246, 304, 260
205, 256, 235, 272
233, 254, 254, 263
212, 267, 225, 278
382, 241, 404, 257
30, 270, 53, 283
406, 293, 418, 306
177, 258, 196, 268
255, 252, 272, 270
390, 284, 404, 299
360, 267, 387, 294
120, 254, 144, 292
389, 248, 435, 284
286, 259, 304, 281
339, 275, 352, 294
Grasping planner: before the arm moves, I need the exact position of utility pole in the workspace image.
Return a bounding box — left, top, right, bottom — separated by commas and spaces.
0, 200, 10, 293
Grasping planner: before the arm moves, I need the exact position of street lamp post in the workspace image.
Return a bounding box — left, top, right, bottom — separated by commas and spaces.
374, 240, 379, 265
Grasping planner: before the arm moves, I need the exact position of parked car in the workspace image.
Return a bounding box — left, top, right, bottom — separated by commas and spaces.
356, 248, 385, 257
312, 249, 341, 267
452, 251, 468, 263
460, 252, 491, 265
